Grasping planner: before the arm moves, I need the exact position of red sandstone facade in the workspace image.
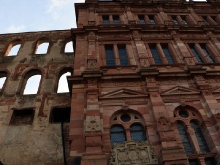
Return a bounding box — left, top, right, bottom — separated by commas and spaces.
1, 0, 220, 165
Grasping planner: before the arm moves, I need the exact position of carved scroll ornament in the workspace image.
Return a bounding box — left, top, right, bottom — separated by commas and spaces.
109, 141, 158, 165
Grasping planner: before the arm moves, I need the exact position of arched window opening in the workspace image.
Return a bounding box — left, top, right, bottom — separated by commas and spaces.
190, 120, 210, 153
110, 125, 126, 145
23, 75, 41, 95
64, 41, 74, 53
57, 72, 71, 93
8, 44, 21, 56
177, 121, 194, 155
35, 42, 49, 54
0, 77, 6, 89
130, 124, 146, 141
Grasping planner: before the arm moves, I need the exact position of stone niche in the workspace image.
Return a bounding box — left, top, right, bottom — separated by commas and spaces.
109, 141, 158, 165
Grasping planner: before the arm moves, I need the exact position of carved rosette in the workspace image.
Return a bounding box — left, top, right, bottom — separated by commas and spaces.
109, 141, 158, 165
85, 116, 101, 131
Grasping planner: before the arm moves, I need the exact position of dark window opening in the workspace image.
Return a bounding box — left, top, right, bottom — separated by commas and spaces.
130, 124, 146, 141
200, 44, 214, 63
189, 159, 199, 165
118, 45, 129, 66
50, 107, 71, 123
172, 16, 178, 24
190, 120, 210, 153
105, 45, 115, 66
120, 114, 131, 122
113, 15, 120, 24
10, 109, 34, 125
149, 15, 155, 24
205, 158, 216, 165
138, 15, 145, 24
110, 125, 126, 145
150, 44, 162, 64
161, 44, 174, 64
179, 110, 189, 118
177, 121, 194, 155
181, 16, 187, 24
102, 15, 110, 24
189, 45, 204, 63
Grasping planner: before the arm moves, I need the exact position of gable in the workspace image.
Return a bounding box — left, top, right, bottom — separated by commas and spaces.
161, 86, 200, 96
99, 88, 148, 99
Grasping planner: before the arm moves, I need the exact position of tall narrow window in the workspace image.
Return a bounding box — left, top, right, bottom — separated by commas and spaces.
113, 15, 120, 24
102, 15, 110, 24
105, 45, 115, 66
162, 44, 174, 64
118, 45, 129, 66
138, 15, 146, 24
189, 45, 204, 63
177, 121, 194, 155
110, 125, 126, 145
57, 72, 71, 93
8, 44, 21, 56
23, 75, 41, 95
150, 44, 162, 64
190, 120, 210, 153
64, 41, 74, 53
130, 124, 146, 141
36, 42, 49, 54
148, 15, 156, 24
200, 44, 214, 63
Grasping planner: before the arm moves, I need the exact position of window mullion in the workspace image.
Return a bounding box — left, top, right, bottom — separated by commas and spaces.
156, 43, 168, 64
114, 44, 120, 65
109, 15, 113, 24
195, 43, 209, 63
186, 125, 201, 154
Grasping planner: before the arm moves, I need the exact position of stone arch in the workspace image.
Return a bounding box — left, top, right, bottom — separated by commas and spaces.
54, 67, 73, 93
19, 68, 43, 95
60, 37, 74, 53
4, 39, 23, 56
32, 37, 52, 54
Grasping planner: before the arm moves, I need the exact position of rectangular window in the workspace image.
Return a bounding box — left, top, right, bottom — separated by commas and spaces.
10, 109, 34, 125
105, 45, 116, 66
172, 16, 178, 24
102, 15, 110, 24
189, 45, 204, 63
148, 15, 156, 24
161, 44, 174, 64
200, 44, 214, 63
113, 15, 120, 24
138, 15, 146, 24
118, 45, 129, 66
50, 107, 70, 123
149, 44, 162, 64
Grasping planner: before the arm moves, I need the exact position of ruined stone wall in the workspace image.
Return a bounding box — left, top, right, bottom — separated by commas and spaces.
0, 30, 73, 165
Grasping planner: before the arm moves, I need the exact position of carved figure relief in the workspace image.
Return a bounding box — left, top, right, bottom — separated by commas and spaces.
87, 59, 97, 69
109, 141, 158, 165
85, 116, 101, 131
157, 116, 172, 131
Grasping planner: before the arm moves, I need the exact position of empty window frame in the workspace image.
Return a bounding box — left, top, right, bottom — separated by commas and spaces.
5, 40, 22, 56
64, 41, 74, 53
57, 72, 71, 93
138, 15, 146, 24
102, 15, 121, 24
0, 72, 7, 90
35, 42, 49, 54
50, 107, 71, 123
148, 43, 175, 64
170, 15, 194, 26
171, 16, 179, 25
148, 15, 156, 24
10, 109, 34, 125
105, 44, 129, 66
188, 43, 215, 63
